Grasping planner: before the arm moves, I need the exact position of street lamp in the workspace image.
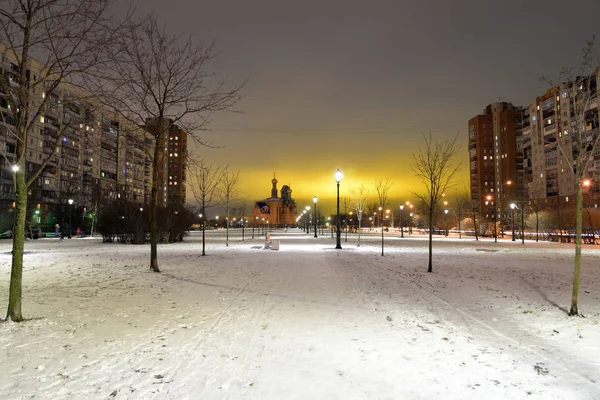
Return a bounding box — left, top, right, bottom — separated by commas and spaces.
68, 199, 74, 239
510, 203, 516, 241
334, 169, 343, 249
313, 196, 318, 238
399, 205, 404, 238
409, 212, 413, 234
444, 209, 449, 237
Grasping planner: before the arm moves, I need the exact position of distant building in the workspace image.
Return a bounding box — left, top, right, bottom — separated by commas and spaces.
521, 69, 599, 207
468, 102, 522, 224
250, 174, 298, 227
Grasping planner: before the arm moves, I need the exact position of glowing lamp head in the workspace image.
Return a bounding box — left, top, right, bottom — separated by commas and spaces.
334, 169, 343, 183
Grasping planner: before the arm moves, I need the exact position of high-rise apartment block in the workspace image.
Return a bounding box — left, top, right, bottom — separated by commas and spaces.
0, 44, 187, 231
468, 102, 522, 221
470, 68, 600, 219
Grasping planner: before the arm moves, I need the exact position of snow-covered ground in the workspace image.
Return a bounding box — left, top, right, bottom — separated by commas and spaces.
1, 229, 599, 400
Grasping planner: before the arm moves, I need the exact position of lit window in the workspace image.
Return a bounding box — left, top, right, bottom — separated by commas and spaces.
40, 116, 45, 123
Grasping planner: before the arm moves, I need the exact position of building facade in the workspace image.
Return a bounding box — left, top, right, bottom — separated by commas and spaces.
468, 102, 522, 224
470, 68, 600, 221
250, 175, 299, 227
0, 44, 187, 232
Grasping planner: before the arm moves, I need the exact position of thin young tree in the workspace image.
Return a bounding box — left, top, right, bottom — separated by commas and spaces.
411, 133, 461, 273
189, 159, 223, 256
88, 15, 243, 272
220, 167, 241, 247
340, 196, 351, 242
0, 0, 128, 322
374, 178, 393, 256
543, 39, 600, 315
350, 184, 369, 247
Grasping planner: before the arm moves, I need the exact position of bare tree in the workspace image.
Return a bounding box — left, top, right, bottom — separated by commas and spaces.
542, 39, 600, 315
340, 196, 351, 242
87, 15, 243, 272
0, 0, 127, 322
350, 184, 369, 246
374, 178, 393, 256
189, 159, 223, 256
411, 133, 461, 273
220, 167, 241, 247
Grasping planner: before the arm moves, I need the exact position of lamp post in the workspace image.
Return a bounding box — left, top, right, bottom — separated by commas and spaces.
510, 203, 516, 241
399, 205, 404, 238
313, 196, 318, 238
334, 169, 343, 249
444, 209, 449, 237
68, 199, 73, 239
409, 212, 413, 234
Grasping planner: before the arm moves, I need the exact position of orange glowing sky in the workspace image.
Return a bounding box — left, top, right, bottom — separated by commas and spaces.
117, 0, 600, 214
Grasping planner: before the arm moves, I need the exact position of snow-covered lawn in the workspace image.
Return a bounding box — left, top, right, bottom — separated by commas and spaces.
1, 230, 599, 400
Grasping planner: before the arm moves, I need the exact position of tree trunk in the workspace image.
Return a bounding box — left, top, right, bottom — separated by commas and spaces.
226, 208, 229, 246
535, 211, 539, 242
357, 214, 361, 247
6, 169, 27, 321
569, 186, 583, 316
427, 205, 434, 273
473, 208, 479, 241
201, 203, 206, 256
149, 123, 165, 273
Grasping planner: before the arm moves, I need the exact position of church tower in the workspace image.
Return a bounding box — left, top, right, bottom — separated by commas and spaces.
271, 173, 278, 198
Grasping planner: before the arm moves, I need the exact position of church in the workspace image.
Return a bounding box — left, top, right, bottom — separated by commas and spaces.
250, 175, 299, 228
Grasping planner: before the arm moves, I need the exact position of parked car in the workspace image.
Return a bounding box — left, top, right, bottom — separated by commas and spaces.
0, 230, 13, 239
27, 228, 46, 239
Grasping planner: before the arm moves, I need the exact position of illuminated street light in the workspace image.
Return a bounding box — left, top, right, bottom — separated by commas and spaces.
399, 204, 404, 238
444, 209, 449, 237
68, 199, 74, 239
334, 169, 343, 249
313, 196, 318, 238
510, 203, 516, 241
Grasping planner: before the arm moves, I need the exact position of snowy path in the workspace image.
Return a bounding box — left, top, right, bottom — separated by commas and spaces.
1, 230, 599, 399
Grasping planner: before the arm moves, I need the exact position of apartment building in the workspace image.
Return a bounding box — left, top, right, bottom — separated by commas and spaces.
521, 68, 599, 207
468, 102, 522, 223
469, 68, 600, 220
1, 45, 188, 231
166, 125, 187, 207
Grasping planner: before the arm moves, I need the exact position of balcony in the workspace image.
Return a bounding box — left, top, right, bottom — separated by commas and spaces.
543, 123, 556, 135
